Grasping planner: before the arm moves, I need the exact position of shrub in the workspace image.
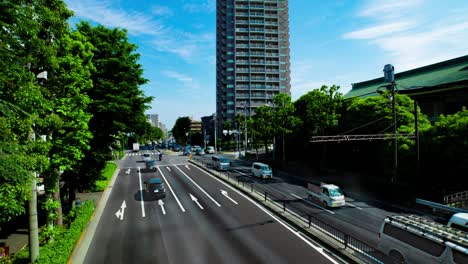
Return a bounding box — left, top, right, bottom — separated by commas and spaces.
92, 162, 117, 192
11, 201, 94, 264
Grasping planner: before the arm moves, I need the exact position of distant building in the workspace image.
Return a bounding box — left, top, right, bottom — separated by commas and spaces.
201, 115, 215, 141
216, 0, 291, 132
146, 114, 159, 127
190, 119, 202, 133
345, 55, 468, 122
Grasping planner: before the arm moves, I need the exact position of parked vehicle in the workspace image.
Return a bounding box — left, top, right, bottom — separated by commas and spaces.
378, 214, 468, 264
251, 162, 273, 179
206, 146, 215, 154
196, 148, 206, 156
191, 145, 201, 152
183, 148, 191, 156
142, 153, 151, 161
144, 178, 166, 199
212, 156, 230, 171
306, 182, 345, 208
448, 213, 468, 232
132, 143, 140, 152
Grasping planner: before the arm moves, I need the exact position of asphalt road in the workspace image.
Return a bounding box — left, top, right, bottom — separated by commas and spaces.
83, 151, 343, 264
194, 154, 400, 248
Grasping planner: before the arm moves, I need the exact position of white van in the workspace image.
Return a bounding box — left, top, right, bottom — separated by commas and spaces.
251, 162, 272, 179
448, 213, 468, 232
378, 215, 468, 264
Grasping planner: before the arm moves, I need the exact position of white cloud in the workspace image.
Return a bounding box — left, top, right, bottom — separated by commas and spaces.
290, 60, 328, 100
183, 0, 216, 13
152, 31, 215, 63
344, 1, 468, 72
65, 0, 163, 36
161, 70, 203, 99
152, 5, 173, 16
358, 0, 424, 19
343, 21, 414, 39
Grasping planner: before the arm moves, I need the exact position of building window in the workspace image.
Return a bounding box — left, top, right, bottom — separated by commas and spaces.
227, 59, 234, 63
227, 101, 234, 105
227, 110, 234, 114
227, 68, 234, 71
227, 84, 234, 88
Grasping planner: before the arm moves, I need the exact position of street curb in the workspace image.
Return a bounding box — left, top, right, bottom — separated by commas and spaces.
188, 160, 371, 264
68, 166, 121, 264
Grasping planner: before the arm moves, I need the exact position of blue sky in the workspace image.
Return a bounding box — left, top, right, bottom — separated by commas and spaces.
64, 0, 468, 129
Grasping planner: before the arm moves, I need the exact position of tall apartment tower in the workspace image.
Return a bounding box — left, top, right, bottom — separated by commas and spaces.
216, 0, 291, 129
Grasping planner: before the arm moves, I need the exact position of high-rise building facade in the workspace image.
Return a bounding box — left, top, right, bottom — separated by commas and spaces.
216, 0, 290, 129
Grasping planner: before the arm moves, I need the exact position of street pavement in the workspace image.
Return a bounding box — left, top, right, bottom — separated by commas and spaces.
194, 154, 416, 249
83, 150, 343, 264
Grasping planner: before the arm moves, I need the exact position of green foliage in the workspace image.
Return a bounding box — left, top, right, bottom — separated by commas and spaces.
0, 183, 30, 224
12, 201, 95, 264
92, 162, 117, 192
137, 122, 164, 143
172, 117, 191, 144
294, 85, 343, 137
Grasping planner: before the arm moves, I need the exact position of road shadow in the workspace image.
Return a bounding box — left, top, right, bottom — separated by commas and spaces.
225, 220, 275, 231
134, 190, 165, 201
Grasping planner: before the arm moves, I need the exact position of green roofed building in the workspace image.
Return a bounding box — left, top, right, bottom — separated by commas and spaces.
345, 55, 468, 122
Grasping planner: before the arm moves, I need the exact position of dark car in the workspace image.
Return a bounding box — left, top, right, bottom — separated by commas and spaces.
183, 148, 191, 156
144, 178, 166, 198
173, 145, 182, 152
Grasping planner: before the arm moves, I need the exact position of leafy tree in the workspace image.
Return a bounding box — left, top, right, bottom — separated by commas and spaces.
138, 122, 164, 143
250, 106, 274, 154
272, 93, 301, 161
172, 117, 191, 144
421, 107, 468, 191
72, 22, 152, 191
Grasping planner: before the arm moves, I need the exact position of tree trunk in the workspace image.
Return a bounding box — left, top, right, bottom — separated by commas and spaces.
28, 128, 39, 262
54, 170, 63, 226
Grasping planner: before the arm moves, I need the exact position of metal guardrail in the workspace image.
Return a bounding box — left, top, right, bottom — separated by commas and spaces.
416, 198, 468, 213
193, 158, 386, 264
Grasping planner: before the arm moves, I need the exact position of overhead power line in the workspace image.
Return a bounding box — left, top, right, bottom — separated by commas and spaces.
309, 133, 415, 143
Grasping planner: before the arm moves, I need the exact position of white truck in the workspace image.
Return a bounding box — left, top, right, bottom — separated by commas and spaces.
132, 143, 140, 152
307, 182, 346, 208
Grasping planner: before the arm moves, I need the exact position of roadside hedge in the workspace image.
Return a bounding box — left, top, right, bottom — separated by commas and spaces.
92, 162, 117, 192
12, 200, 94, 264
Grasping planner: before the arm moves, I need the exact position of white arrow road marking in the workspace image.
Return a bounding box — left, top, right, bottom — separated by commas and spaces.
174, 165, 221, 207
137, 167, 146, 217
185, 165, 191, 170
166, 167, 171, 172
190, 193, 204, 210
115, 200, 127, 220
126, 169, 130, 174
157, 167, 185, 212
290, 193, 335, 214
158, 200, 166, 215
221, 190, 238, 205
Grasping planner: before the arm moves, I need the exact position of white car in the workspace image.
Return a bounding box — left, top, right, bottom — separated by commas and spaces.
206, 146, 215, 154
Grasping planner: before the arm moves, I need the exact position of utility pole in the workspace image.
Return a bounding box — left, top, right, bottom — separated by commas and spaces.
384, 64, 398, 183
242, 101, 248, 156
414, 100, 420, 180
213, 113, 217, 153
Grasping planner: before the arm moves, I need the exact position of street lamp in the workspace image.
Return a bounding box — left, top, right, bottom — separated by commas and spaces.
212, 113, 217, 153
265, 102, 276, 160
241, 101, 248, 156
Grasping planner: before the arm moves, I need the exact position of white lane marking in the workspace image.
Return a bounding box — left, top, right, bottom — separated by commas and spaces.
115, 200, 126, 220
166, 167, 171, 172
157, 167, 185, 212
137, 167, 146, 217
192, 165, 341, 264
221, 190, 238, 205
159, 163, 187, 167
126, 169, 130, 174
185, 165, 191, 170
290, 193, 335, 215
158, 200, 166, 215
233, 169, 250, 176
190, 193, 204, 210
346, 201, 363, 210
174, 165, 221, 207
